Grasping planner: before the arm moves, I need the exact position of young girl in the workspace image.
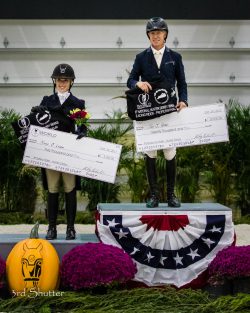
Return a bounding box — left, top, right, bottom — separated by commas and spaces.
31, 63, 87, 240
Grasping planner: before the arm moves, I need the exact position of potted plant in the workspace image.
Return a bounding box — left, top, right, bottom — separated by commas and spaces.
207, 245, 250, 295
60, 242, 137, 292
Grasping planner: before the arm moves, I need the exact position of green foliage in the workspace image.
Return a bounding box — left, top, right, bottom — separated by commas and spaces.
176, 146, 205, 202
202, 100, 250, 212
0, 109, 39, 213
0, 212, 34, 224
0, 109, 22, 210
234, 214, 250, 225
202, 142, 233, 205
74, 210, 95, 224
122, 145, 148, 203
16, 165, 40, 213
82, 178, 121, 211
198, 293, 250, 313
0, 210, 95, 225
227, 99, 250, 215
0, 287, 249, 313
32, 210, 95, 225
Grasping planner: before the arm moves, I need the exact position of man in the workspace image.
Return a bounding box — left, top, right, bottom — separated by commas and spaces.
127, 17, 188, 208
31, 63, 87, 240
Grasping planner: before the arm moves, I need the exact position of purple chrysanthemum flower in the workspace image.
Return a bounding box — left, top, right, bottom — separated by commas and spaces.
0, 255, 6, 288
60, 243, 137, 290
208, 245, 250, 285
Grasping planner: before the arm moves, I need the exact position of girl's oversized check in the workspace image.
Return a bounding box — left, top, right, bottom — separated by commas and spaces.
134, 103, 229, 152
23, 125, 122, 184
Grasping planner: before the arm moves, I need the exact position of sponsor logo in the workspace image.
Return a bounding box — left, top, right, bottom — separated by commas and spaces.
154, 89, 169, 104
138, 93, 149, 105
35, 111, 51, 125
18, 117, 30, 129
60, 64, 67, 74
31, 127, 56, 138
31, 128, 39, 137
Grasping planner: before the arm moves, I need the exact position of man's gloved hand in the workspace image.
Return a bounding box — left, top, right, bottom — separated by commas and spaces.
76, 125, 87, 140
31, 105, 48, 114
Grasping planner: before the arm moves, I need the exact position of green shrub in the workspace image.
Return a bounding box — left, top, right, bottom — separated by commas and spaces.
0, 212, 34, 224
0, 286, 250, 312
0, 109, 39, 213
227, 99, 250, 215
234, 214, 250, 225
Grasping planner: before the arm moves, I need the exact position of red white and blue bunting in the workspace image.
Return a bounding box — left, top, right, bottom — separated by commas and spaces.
97, 210, 235, 287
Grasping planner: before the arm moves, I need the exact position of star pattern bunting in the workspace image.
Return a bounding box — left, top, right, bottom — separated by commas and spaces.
101, 214, 225, 269
97, 211, 234, 287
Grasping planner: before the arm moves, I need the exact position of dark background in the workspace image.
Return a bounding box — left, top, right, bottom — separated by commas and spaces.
1, 0, 249, 19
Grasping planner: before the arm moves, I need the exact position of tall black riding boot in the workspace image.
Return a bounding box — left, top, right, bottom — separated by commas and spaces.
145, 155, 160, 208
65, 189, 77, 240
166, 157, 181, 207
46, 192, 59, 240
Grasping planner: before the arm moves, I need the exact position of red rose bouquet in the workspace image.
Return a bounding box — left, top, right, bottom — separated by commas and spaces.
69, 108, 90, 127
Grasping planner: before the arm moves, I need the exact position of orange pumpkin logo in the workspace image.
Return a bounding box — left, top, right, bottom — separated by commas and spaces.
21, 243, 43, 290
6, 223, 60, 295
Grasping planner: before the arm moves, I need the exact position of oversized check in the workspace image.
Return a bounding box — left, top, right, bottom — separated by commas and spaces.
23, 125, 122, 184
134, 103, 229, 152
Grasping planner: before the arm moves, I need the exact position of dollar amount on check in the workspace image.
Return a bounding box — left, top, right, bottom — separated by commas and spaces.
23, 125, 122, 184
134, 103, 229, 152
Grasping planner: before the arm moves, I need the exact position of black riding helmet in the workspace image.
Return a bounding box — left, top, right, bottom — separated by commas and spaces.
51, 63, 75, 92
51, 63, 75, 80
146, 17, 168, 40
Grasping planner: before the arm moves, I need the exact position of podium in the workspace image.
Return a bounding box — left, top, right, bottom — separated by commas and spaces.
0, 234, 98, 261
96, 203, 234, 288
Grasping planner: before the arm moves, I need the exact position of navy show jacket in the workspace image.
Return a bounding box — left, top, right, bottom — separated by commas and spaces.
40, 93, 85, 119
127, 46, 188, 103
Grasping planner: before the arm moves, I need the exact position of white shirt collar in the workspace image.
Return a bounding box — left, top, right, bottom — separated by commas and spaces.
151, 46, 165, 55
57, 91, 70, 104
57, 91, 70, 97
